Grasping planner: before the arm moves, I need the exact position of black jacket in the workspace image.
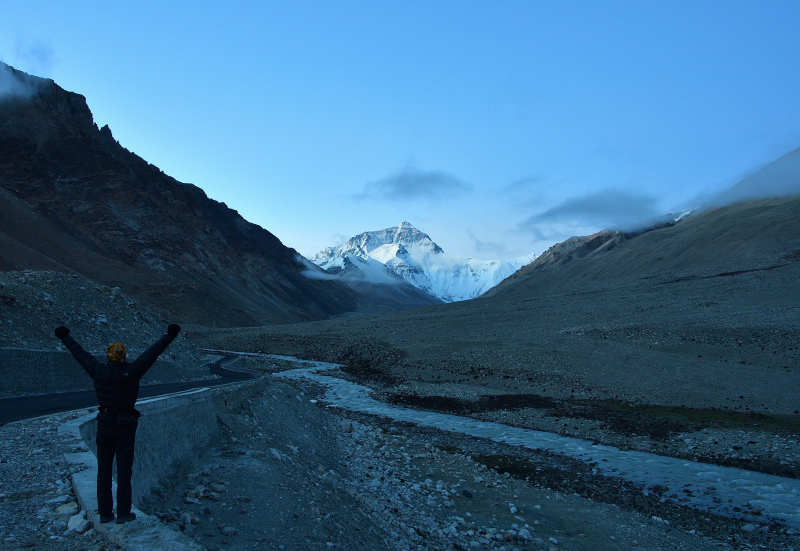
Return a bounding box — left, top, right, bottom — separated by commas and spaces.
60, 333, 176, 424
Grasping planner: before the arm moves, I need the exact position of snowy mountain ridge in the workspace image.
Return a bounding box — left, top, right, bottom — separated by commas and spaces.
312, 222, 534, 302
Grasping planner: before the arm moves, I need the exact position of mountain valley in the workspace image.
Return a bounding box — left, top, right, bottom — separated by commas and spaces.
3, 61, 800, 550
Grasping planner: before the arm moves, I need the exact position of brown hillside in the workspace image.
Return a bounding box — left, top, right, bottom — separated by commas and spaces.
488, 196, 800, 299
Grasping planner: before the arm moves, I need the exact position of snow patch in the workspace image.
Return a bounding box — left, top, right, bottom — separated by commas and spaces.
311, 223, 536, 302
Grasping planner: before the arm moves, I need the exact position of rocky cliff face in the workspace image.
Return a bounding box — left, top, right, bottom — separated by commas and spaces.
0, 63, 358, 326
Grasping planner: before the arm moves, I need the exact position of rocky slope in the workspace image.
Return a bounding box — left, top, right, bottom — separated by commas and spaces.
488, 195, 800, 299
0, 62, 359, 327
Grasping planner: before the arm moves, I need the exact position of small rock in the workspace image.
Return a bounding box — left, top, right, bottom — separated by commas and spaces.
66, 511, 91, 535
269, 448, 285, 461
221, 526, 237, 537
322, 470, 341, 488
56, 502, 79, 516
742, 523, 757, 532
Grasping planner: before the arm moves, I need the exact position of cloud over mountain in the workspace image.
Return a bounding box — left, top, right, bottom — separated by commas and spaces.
519, 188, 659, 236
354, 164, 471, 203
0, 62, 42, 99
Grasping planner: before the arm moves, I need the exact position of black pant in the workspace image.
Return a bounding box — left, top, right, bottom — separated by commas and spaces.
96, 420, 137, 516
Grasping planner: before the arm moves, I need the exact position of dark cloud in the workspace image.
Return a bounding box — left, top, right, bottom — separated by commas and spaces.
519, 188, 659, 233
354, 165, 471, 203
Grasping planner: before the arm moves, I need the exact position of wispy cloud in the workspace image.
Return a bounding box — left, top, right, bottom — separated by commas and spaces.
710, 147, 800, 205
504, 174, 545, 194
354, 164, 471, 203
0, 62, 40, 99
519, 188, 660, 236
467, 230, 509, 258
14, 37, 55, 77
298, 253, 403, 285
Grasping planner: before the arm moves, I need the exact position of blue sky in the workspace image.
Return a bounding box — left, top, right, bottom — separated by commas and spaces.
2, 1, 800, 260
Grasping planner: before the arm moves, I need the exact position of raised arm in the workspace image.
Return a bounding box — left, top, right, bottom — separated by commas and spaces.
129, 324, 181, 379
54, 326, 99, 378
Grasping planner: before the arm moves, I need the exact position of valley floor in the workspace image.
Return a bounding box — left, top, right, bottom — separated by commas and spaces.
197, 260, 800, 485
142, 369, 796, 551
2, 368, 798, 550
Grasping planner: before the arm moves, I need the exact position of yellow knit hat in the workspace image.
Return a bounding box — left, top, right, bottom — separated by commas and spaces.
106, 343, 126, 362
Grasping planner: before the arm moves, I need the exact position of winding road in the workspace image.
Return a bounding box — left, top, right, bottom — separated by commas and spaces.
0, 353, 254, 426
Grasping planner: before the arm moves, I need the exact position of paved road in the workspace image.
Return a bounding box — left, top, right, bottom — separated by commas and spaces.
0, 353, 254, 426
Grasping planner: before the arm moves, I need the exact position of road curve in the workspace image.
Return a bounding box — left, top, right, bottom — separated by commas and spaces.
0, 353, 255, 426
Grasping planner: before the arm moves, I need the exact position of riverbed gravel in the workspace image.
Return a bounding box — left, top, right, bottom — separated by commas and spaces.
143, 373, 799, 550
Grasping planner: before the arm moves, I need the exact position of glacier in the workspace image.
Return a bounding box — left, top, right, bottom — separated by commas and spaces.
312, 222, 535, 302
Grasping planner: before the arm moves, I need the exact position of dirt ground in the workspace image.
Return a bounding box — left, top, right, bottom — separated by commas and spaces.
142, 374, 798, 551
184, 207, 800, 549
194, 258, 800, 481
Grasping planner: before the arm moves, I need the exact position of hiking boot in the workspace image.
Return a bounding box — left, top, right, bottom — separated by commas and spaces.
99, 513, 115, 524
116, 512, 136, 524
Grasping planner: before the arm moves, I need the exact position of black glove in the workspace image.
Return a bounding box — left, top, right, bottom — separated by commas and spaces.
167, 324, 181, 338
54, 326, 70, 339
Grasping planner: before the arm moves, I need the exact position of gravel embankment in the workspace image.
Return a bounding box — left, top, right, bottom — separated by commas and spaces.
0, 408, 120, 551
142, 370, 800, 551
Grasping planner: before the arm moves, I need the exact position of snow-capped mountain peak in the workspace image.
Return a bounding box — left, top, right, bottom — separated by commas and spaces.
312, 222, 532, 302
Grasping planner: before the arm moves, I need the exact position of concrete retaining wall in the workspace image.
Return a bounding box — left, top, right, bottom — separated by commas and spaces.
77, 376, 267, 506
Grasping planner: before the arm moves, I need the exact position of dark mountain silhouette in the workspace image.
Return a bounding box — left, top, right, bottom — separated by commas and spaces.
0, 62, 359, 326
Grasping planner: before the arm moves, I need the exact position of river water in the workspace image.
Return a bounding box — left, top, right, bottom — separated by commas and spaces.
268, 355, 800, 529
